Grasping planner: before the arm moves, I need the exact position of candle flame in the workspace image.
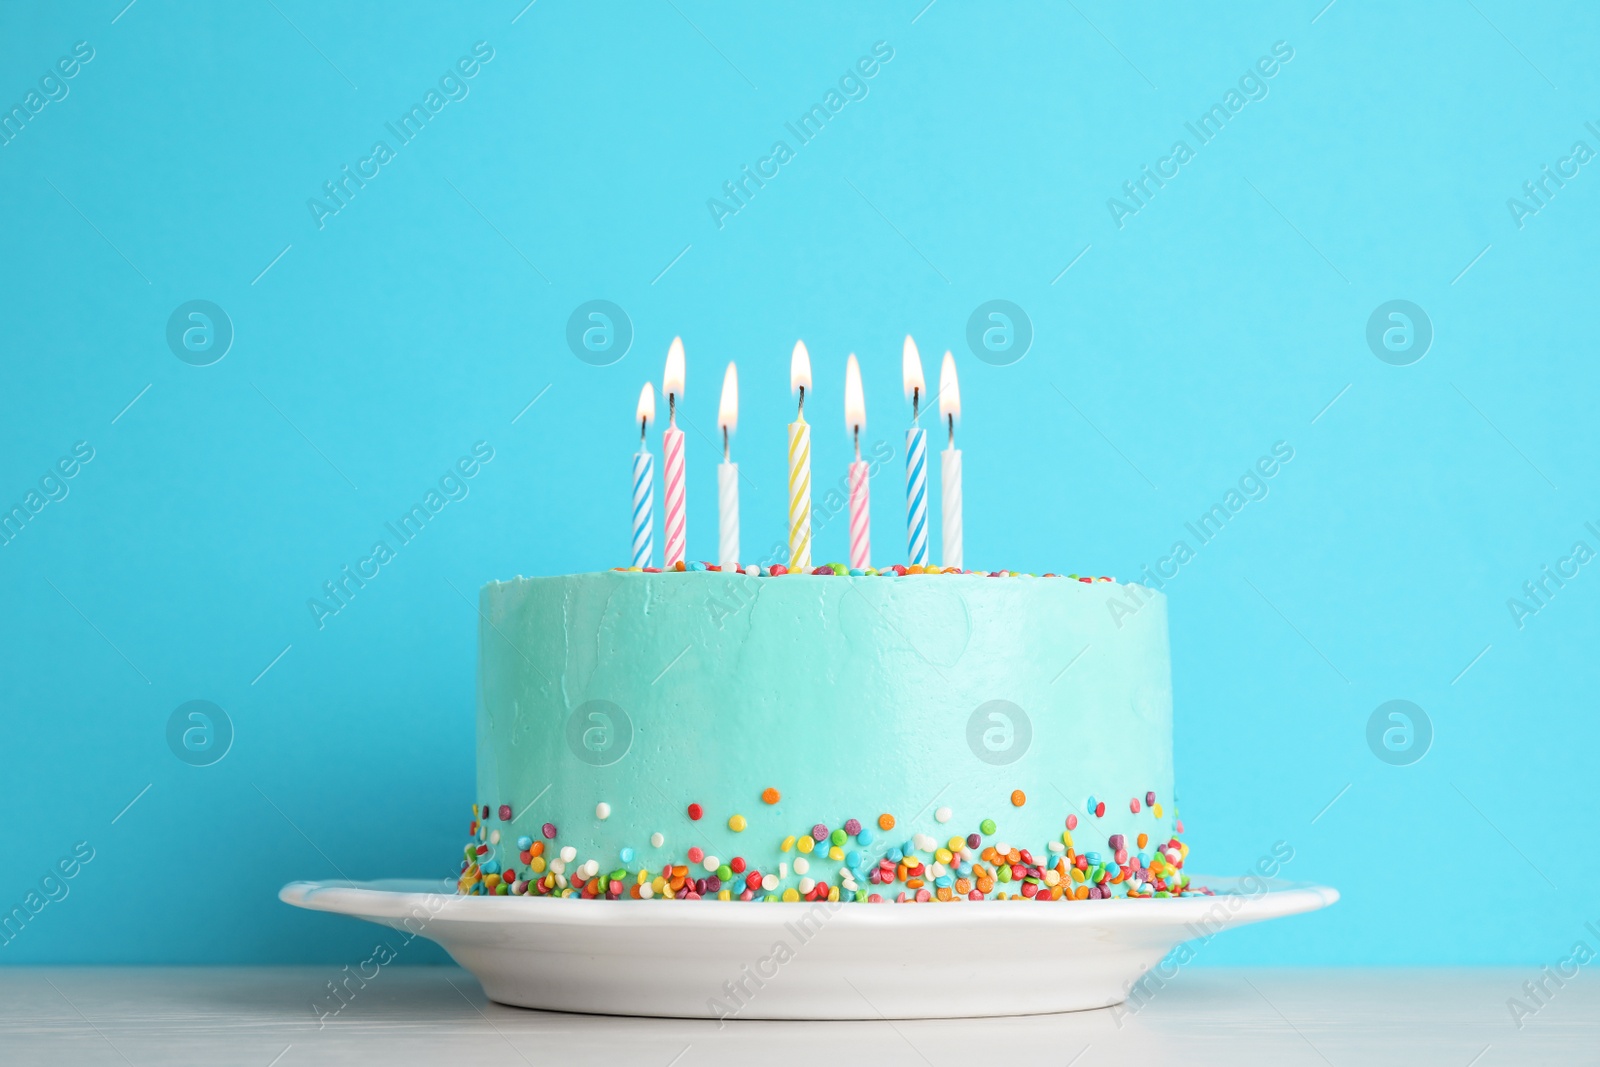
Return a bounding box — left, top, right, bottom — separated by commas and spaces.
902, 334, 925, 402
636, 382, 656, 427
790, 340, 811, 393
939, 351, 960, 422
662, 336, 685, 399
718, 362, 738, 433
844, 353, 865, 434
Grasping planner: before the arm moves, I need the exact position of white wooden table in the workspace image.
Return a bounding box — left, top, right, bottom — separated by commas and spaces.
1, 967, 1590, 1064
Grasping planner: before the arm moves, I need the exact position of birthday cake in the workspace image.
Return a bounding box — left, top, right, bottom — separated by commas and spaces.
457, 566, 1196, 903
456, 335, 1196, 903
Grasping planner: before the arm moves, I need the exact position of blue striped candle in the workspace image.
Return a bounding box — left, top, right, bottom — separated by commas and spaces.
631, 449, 654, 568
905, 426, 928, 566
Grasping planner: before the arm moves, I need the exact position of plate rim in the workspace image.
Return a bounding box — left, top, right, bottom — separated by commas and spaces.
279, 875, 1339, 929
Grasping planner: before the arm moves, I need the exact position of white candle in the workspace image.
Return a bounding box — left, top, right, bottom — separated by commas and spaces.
662, 337, 687, 568
939, 351, 962, 571
844, 353, 870, 571
632, 384, 655, 568
717, 362, 740, 570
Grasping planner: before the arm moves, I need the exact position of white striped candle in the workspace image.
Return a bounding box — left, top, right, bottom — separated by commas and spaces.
938, 350, 962, 571
717, 462, 739, 570
940, 446, 962, 570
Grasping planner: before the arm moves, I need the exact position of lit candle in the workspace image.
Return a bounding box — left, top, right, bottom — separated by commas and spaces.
902, 335, 929, 568
939, 351, 962, 571
662, 337, 687, 569
632, 383, 655, 569
844, 353, 870, 571
788, 340, 812, 572
717, 362, 740, 570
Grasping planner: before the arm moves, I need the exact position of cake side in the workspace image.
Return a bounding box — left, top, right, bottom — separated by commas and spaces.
461, 571, 1193, 902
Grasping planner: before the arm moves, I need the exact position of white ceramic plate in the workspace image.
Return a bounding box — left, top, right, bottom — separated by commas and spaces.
280, 876, 1337, 1020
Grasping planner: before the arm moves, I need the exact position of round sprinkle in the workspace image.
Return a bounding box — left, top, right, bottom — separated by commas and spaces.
541, 822, 557, 839
559, 846, 576, 863
1094, 801, 1106, 818
979, 818, 997, 836
843, 818, 862, 835
966, 833, 981, 849
794, 856, 810, 875
878, 814, 896, 831
650, 832, 665, 848
703, 855, 719, 872
830, 828, 847, 846
1146, 791, 1157, 807
934, 807, 952, 824
687, 803, 703, 821
620, 847, 635, 863
730, 856, 747, 874
516, 835, 533, 851
497, 805, 513, 821
1066, 814, 1078, 830
761, 787, 781, 805
1011, 790, 1026, 807
596, 802, 611, 820
688, 846, 704, 863
810, 824, 829, 842
1129, 798, 1140, 814
728, 814, 747, 832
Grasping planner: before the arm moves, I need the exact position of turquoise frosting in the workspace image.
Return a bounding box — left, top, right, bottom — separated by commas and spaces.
474, 571, 1179, 898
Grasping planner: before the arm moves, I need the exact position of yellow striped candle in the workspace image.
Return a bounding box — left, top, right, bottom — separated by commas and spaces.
788, 340, 812, 572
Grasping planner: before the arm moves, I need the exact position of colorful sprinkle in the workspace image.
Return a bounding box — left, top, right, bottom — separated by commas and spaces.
761, 788, 781, 805
687, 803, 703, 821
460, 785, 1199, 905
596, 802, 612, 820
1011, 790, 1026, 807
498, 805, 513, 821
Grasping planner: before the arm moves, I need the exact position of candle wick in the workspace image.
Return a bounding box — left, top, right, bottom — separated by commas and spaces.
853, 425, 861, 462
668, 392, 676, 427
639, 417, 647, 445
798, 386, 806, 419
722, 425, 730, 463
947, 413, 955, 449
912, 388, 920, 422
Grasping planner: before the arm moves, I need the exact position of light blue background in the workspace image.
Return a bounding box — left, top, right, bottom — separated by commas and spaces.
1, 0, 1595, 968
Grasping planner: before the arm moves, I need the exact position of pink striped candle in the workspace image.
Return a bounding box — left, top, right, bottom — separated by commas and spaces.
662, 337, 687, 568
663, 425, 685, 567
848, 460, 870, 570
844, 354, 870, 570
